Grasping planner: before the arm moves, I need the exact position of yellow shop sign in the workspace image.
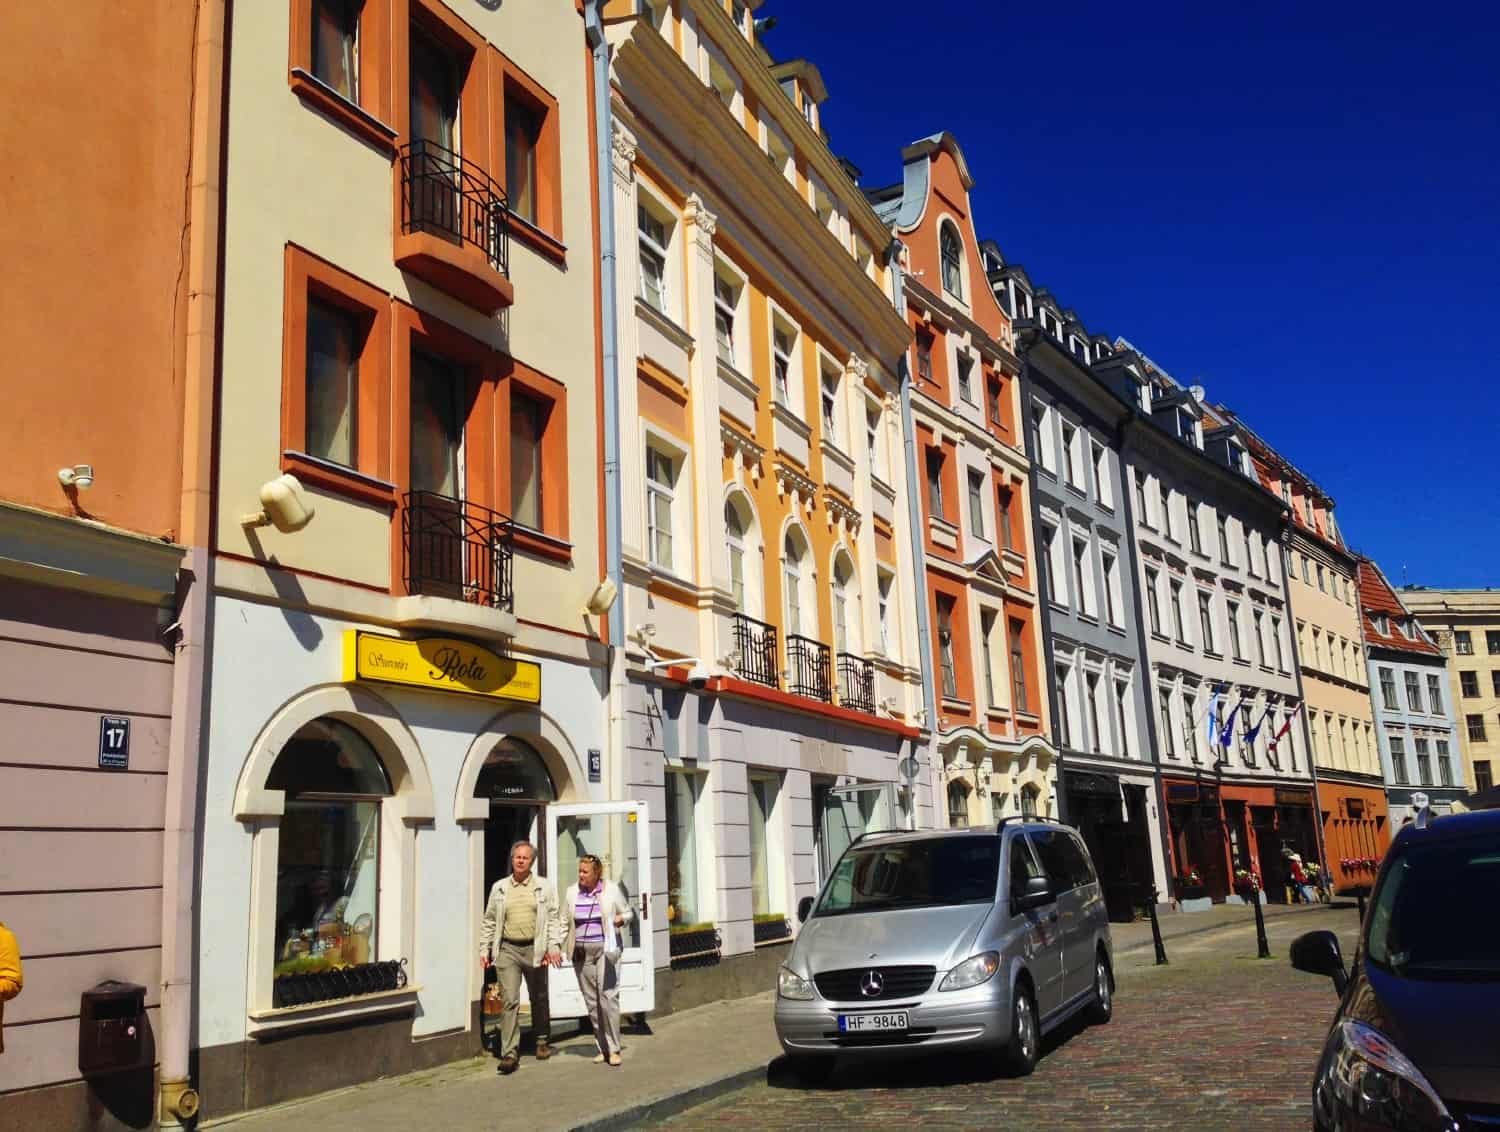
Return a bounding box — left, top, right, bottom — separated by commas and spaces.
342, 631, 540, 703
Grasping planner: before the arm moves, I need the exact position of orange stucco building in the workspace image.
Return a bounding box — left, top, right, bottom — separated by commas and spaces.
871, 134, 1056, 825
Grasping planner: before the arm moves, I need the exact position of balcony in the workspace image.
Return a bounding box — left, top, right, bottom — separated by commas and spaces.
786, 634, 832, 703
837, 652, 875, 714
397, 490, 515, 637
396, 140, 513, 314
732, 612, 779, 689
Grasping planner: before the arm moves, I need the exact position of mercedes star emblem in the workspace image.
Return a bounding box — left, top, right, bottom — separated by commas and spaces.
859, 969, 884, 997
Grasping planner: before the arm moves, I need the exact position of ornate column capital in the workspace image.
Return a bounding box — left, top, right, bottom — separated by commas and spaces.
683, 192, 718, 255
611, 122, 638, 186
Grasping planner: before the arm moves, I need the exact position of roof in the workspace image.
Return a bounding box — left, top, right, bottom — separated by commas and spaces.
1391, 806, 1500, 849
872, 131, 978, 232
1358, 558, 1442, 656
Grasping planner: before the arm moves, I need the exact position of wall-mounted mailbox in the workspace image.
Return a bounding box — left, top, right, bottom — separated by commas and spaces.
78, 981, 149, 1075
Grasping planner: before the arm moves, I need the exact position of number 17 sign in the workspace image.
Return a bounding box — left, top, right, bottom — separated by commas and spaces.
99, 716, 130, 770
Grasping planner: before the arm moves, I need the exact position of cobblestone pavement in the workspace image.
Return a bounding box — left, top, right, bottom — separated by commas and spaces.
659, 907, 1357, 1132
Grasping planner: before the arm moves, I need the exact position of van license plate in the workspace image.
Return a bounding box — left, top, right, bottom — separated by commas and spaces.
838, 1011, 908, 1033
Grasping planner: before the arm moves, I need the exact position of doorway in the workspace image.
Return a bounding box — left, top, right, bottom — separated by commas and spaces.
476, 738, 558, 894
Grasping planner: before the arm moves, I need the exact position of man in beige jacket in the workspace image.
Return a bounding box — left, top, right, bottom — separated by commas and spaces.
478, 841, 563, 1074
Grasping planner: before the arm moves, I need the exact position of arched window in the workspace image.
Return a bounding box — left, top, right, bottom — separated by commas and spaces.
474, 737, 557, 803
947, 779, 970, 828
1021, 784, 1040, 818
268, 719, 392, 976
725, 500, 746, 612
783, 528, 806, 636
940, 223, 964, 299
832, 551, 860, 656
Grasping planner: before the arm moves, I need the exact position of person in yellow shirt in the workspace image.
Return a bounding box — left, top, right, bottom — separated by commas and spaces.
0, 920, 22, 1054
478, 842, 562, 1074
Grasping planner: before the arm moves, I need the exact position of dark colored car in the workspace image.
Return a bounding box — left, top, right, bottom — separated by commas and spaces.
1290, 808, 1500, 1132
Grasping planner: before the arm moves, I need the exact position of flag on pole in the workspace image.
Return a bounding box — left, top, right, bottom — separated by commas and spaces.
1244, 704, 1274, 745
1268, 702, 1304, 754
1205, 684, 1226, 749
1217, 697, 1242, 748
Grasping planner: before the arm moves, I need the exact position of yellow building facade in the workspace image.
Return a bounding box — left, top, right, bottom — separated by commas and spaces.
1402, 588, 1500, 794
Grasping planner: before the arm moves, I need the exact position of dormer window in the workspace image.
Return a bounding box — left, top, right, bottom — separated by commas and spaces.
1374, 613, 1389, 636
940, 223, 964, 300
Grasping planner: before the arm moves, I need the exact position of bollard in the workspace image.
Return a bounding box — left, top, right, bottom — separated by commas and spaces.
1252, 890, 1271, 959
1146, 887, 1168, 966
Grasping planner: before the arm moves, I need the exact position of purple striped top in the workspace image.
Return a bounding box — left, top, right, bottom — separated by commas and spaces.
573, 884, 606, 944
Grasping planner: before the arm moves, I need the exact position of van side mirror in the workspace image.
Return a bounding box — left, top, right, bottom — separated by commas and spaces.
797, 896, 815, 923
1290, 930, 1348, 995
1015, 875, 1052, 912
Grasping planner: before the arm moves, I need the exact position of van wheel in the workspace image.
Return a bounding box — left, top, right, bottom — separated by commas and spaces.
1002, 984, 1039, 1076
1086, 953, 1113, 1025
787, 1055, 835, 1086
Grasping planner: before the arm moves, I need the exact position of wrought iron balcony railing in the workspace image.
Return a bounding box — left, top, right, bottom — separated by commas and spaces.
837, 652, 875, 714
786, 634, 832, 703
403, 490, 514, 611
400, 138, 510, 276
732, 612, 779, 689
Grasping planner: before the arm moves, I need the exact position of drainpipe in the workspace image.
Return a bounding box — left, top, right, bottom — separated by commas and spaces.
587, 0, 627, 804
158, 0, 228, 1123
890, 241, 937, 829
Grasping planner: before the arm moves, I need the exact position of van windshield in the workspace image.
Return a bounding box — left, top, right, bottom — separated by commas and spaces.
1366, 837, 1500, 980
815, 836, 1000, 916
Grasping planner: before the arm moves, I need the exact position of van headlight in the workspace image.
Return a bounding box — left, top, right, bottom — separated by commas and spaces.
1314, 1021, 1457, 1132
778, 966, 815, 1001
938, 952, 1000, 992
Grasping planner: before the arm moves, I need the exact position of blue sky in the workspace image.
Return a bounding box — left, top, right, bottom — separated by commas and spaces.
765, 1, 1499, 588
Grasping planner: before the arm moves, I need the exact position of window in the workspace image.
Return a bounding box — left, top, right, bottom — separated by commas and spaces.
981, 611, 998, 707
1380, 668, 1398, 711
1253, 609, 1268, 666
505, 97, 543, 226
1055, 664, 1074, 747
956, 353, 974, 403
1477, 761, 1494, 793
936, 596, 958, 699
1197, 591, 1216, 653
997, 488, 1014, 550
947, 780, 970, 828
1072, 537, 1095, 618
782, 529, 806, 635
1492, 671, 1500, 698
866, 404, 882, 476
1086, 673, 1103, 752
820, 365, 840, 442
409, 349, 462, 498
1170, 579, 1187, 643
1301, 555, 1311, 584
987, 377, 1004, 427
311, 0, 360, 101
1020, 785, 1040, 819
1217, 514, 1231, 564
1133, 469, 1147, 522
713, 270, 739, 364
1447, 628, 1473, 654
1489, 631, 1500, 655
1272, 617, 1286, 669
1227, 600, 1243, 659
747, 775, 782, 918
1163, 489, 1178, 542
926, 448, 946, 520
916, 334, 934, 384
1415, 739, 1432, 785
724, 501, 746, 611
1159, 687, 1176, 757
968, 471, 986, 538
1061, 422, 1081, 486
1041, 521, 1064, 605
1102, 548, 1122, 626
1154, 481, 1166, 531
645, 445, 675, 569
772, 324, 795, 405
1404, 671, 1422, 711
1188, 500, 1203, 554
664, 770, 703, 927
1426, 674, 1444, 715
1468, 714, 1487, 742
1114, 680, 1132, 758
1032, 401, 1055, 473
1389, 736, 1408, 784
1092, 441, 1111, 507
306, 298, 361, 467
832, 556, 854, 655
1182, 690, 1198, 761
269, 718, 390, 980
940, 223, 964, 299
510, 391, 546, 530
1145, 567, 1162, 635
637, 203, 669, 312
877, 570, 894, 654
1315, 564, 1325, 592
1009, 619, 1029, 713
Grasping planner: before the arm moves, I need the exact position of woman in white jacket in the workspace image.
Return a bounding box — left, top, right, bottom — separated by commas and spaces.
564, 854, 634, 1065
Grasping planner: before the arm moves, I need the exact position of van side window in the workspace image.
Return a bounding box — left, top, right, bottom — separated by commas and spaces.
1060, 834, 1096, 888
1008, 835, 1046, 900
1026, 830, 1078, 895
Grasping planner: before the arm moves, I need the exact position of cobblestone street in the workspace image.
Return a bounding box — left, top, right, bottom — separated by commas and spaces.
659, 906, 1356, 1132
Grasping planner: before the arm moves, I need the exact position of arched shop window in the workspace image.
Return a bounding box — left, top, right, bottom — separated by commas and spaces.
474, 737, 557, 803
268, 719, 392, 977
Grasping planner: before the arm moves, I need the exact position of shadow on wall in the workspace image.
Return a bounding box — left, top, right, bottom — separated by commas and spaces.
243, 530, 324, 652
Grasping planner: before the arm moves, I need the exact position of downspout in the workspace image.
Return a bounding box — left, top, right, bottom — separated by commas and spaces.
1114, 413, 1176, 910
159, 0, 228, 1123
891, 241, 937, 829
587, 0, 627, 804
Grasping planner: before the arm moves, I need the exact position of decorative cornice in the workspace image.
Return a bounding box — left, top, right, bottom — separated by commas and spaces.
0, 500, 184, 606
774, 461, 818, 511
824, 491, 861, 533
720, 422, 766, 472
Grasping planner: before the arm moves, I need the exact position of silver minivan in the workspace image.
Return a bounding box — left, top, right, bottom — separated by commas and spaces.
773, 819, 1113, 1082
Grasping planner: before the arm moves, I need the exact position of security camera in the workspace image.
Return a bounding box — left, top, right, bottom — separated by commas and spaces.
585, 577, 618, 616
686, 664, 712, 690
58, 464, 95, 489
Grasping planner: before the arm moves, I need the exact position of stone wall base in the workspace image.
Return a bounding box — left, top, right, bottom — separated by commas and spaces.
652, 940, 791, 1017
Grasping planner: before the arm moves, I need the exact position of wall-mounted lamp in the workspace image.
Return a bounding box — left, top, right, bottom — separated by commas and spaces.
585, 577, 618, 616
58, 464, 95, 489
241, 474, 315, 533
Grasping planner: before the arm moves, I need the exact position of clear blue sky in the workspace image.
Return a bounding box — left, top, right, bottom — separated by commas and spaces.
765, 1, 1499, 588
